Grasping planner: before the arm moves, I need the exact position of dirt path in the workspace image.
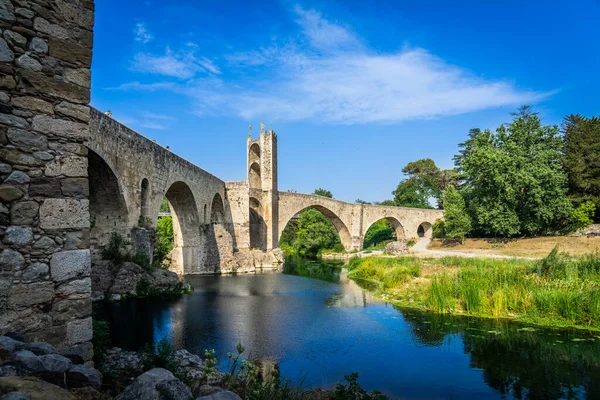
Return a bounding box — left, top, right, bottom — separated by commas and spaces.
411, 238, 538, 260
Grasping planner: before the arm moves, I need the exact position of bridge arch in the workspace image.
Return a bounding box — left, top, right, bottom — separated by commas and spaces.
163, 181, 201, 275
417, 222, 433, 238
88, 149, 129, 262
362, 216, 406, 248
249, 143, 260, 164
249, 197, 266, 250
249, 162, 261, 191
279, 205, 353, 251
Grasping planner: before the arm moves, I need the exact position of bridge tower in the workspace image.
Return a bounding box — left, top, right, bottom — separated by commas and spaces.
247, 126, 279, 250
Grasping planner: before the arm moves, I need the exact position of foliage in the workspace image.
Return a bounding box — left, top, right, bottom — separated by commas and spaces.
432, 220, 445, 238
280, 208, 341, 258
160, 197, 170, 213
314, 188, 333, 198
154, 216, 174, 268
92, 320, 111, 366
406, 239, 416, 248
101, 232, 130, 263
441, 185, 471, 241
563, 115, 600, 222
391, 177, 433, 209
332, 373, 389, 400
203, 349, 217, 385
355, 199, 371, 204
140, 339, 179, 374
392, 158, 457, 209
363, 219, 395, 248
375, 200, 397, 206
347, 257, 420, 289
570, 201, 596, 232
454, 107, 573, 237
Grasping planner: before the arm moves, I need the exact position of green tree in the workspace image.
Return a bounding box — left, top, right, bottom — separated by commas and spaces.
160, 197, 170, 213
363, 219, 395, 248
154, 216, 173, 267
570, 201, 596, 231
293, 208, 341, 257
392, 178, 432, 209
376, 200, 397, 206
454, 106, 573, 236
563, 115, 600, 222
355, 199, 370, 204
441, 185, 471, 241
392, 159, 456, 208
314, 188, 333, 198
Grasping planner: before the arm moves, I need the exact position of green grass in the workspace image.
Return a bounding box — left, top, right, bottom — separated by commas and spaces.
346, 249, 600, 331
347, 257, 420, 289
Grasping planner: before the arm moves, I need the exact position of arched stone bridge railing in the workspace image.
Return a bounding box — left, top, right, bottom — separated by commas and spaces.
277, 192, 443, 251
87, 108, 237, 274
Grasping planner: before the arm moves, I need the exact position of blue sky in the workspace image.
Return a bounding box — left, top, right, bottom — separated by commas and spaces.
91, 0, 600, 203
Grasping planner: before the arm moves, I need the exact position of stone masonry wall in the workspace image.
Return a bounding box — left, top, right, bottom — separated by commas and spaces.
0, 0, 94, 360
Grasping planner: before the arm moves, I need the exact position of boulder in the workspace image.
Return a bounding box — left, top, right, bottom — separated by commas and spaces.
196, 390, 241, 400
384, 241, 409, 256
39, 354, 72, 373
0, 338, 24, 354
0, 392, 30, 400
65, 365, 102, 390
109, 262, 145, 298
102, 348, 143, 378
12, 351, 44, 373
115, 368, 192, 400
150, 269, 180, 291
24, 343, 56, 356
0, 366, 18, 378
0, 376, 74, 400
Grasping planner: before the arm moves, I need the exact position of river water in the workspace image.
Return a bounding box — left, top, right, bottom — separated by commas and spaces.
94, 259, 600, 399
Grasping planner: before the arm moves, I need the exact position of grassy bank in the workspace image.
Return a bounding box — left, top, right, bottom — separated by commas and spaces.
346, 250, 600, 331
428, 236, 600, 258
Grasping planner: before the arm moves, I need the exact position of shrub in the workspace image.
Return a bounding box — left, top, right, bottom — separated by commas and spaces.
92, 320, 111, 366
332, 373, 389, 400
101, 232, 130, 262
432, 220, 445, 238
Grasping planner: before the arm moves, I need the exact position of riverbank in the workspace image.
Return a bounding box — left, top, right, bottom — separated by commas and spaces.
345, 251, 600, 331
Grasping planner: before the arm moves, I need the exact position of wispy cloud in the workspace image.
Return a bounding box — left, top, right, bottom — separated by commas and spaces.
119, 6, 552, 124
131, 48, 220, 79
135, 23, 153, 44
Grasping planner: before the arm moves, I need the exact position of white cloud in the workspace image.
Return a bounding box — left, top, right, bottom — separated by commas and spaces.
135, 23, 153, 44
121, 6, 551, 124
131, 48, 220, 79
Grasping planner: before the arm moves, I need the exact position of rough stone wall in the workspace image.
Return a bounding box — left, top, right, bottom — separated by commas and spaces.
225, 181, 250, 250
277, 192, 443, 251
0, 0, 94, 359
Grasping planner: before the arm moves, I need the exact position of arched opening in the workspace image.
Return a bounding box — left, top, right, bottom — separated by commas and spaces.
88, 150, 129, 262
211, 193, 225, 223
249, 197, 266, 250
160, 182, 201, 275
249, 162, 261, 191
249, 143, 260, 165
363, 217, 406, 249
140, 178, 150, 223
279, 205, 352, 257
418, 222, 433, 238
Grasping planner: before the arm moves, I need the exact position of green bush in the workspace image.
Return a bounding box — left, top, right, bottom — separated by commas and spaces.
432, 220, 445, 238
101, 232, 130, 262
332, 373, 389, 400
92, 320, 111, 366
154, 216, 174, 269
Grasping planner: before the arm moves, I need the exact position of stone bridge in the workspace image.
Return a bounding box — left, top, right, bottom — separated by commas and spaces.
278, 192, 442, 251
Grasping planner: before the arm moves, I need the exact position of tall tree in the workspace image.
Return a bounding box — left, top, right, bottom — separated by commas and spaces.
314, 188, 333, 198
392, 178, 432, 209
563, 115, 600, 221
392, 159, 457, 208
455, 106, 573, 236
441, 185, 471, 242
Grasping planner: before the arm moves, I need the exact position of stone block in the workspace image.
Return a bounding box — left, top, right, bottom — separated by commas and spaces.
17, 71, 90, 104
66, 317, 92, 345
11, 97, 53, 114
0, 38, 13, 62
29, 37, 47, 54
48, 38, 91, 67
56, 278, 91, 299
33, 18, 68, 39
39, 198, 89, 230
28, 177, 61, 197
0, 249, 24, 272
0, 185, 24, 202
61, 178, 88, 198
0, 149, 44, 167
52, 298, 91, 323
32, 236, 58, 254
0, 113, 26, 129
32, 116, 88, 141
7, 128, 48, 151
50, 249, 90, 282
61, 342, 92, 362
55, 102, 89, 122
45, 156, 87, 178
16, 53, 42, 72
10, 201, 39, 225
9, 282, 54, 307
21, 262, 49, 281
63, 68, 90, 88
4, 171, 30, 185
4, 226, 33, 246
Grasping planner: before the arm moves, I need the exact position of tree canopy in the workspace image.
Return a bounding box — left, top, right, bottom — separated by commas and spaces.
441, 185, 471, 241
563, 115, 600, 221
314, 188, 333, 198
392, 158, 456, 208
454, 106, 573, 237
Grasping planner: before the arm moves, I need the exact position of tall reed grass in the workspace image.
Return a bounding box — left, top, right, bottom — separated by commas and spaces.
347, 257, 420, 289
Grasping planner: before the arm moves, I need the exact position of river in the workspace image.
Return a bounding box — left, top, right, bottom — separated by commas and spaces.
94, 258, 600, 399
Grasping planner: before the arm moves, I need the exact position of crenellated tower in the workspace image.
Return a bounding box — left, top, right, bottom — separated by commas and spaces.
247, 126, 278, 250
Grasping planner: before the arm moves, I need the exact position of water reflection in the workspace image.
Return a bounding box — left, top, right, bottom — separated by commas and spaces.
94, 259, 600, 399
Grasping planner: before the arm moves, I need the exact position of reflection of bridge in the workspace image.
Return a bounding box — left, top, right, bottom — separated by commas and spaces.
87, 109, 442, 275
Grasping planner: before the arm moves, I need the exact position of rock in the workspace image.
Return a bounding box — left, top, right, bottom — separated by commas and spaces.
109, 262, 145, 297
56, 278, 91, 299
10, 201, 39, 226
102, 347, 143, 380
60, 354, 83, 366
63, 69, 90, 88
4, 171, 30, 185
0, 337, 24, 353
10, 98, 53, 116
0, 164, 11, 174
4, 227, 33, 246
0, 38, 14, 63
39, 354, 72, 373
150, 268, 181, 291
50, 249, 91, 282
9, 282, 53, 307
0, 365, 18, 377
66, 365, 102, 390
12, 351, 44, 372
60, 178, 88, 198
0, 185, 24, 202
0, 392, 30, 400
66, 318, 92, 345
21, 263, 48, 282
68, 387, 111, 400
196, 390, 241, 400
28, 177, 60, 198
32, 152, 52, 162
44, 156, 87, 178
55, 102, 89, 123
91, 262, 113, 301
32, 237, 58, 254
0, 376, 74, 400
115, 368, 192, 400
25, 342, 57, 356
61, 342, 92, 364
0, 250, 25, 272
3, 334, 24, 343
39, 199, 89, 230
0, 149, 43, 166
3, 31, 26, 48
31, 116, 88, 141
15, 54, 42, 72
384, 241, 409, 256
33, 18, 68, 40
28, 38, 47, 54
